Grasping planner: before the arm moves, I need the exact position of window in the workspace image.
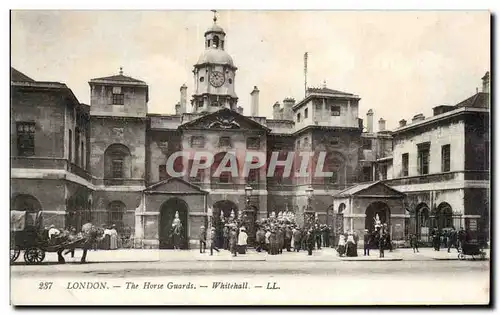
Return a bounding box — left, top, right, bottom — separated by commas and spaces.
219, 136, 231, 147
219, 172, 231, 183
362, 138, 372, 150
329, 171, 339, 184
402, 153, 409, 177
296, 140, 301, 149
304, 108, 309, 119
330, 137, 339, 146
16, 122, 35, 156
200, 77, 204, 82
81, 141, 85, 168
248, 168, 259, 183
297, 113, 301, 122
331, 105, 341, 116
247, 137, 260, 150
379, 164, 387, 180
112, 93, 124, 105
315, 102, 322, 111
441, 144, 451, 172
111, 159, 124, 178
108, 201, 125, 233
417, 142, 430, 175
303, 137, 309, 147
159, 165, 168, 181
213, 35, 220, 48
362, 166, 372, 182
68, 129, 72, 162
191, 136, 205, 148
75, 128, 80, 166
197, 100, 204, 108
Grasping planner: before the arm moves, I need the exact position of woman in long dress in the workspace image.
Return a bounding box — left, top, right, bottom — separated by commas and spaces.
109, 225, 118, 250
346, 233, 358, 257
337, 234, 346, 256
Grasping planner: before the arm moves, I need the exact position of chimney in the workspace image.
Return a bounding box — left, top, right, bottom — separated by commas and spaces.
175, 103, 181, 115
179, 84, 187, 114
399, 119, 407, 127
250, 86, 259, 116
366, 109, 374, 133
482, 71, 490, 93
282, 97, 296, 120
412, 113, 425, 123
378, 118, 386, 132
273, 102, 281, 119
237, 106, 244, 115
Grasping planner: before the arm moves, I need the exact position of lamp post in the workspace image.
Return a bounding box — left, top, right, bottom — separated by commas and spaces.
244, 185, 254, 243
304, 185, 315, 228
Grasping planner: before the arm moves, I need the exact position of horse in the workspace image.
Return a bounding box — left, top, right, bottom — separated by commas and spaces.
55, 223, 105, 263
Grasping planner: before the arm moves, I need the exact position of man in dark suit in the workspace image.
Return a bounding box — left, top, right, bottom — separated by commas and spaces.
306, 229, 315, 256
293, 227, 302, 252
363, 229, 371, 256
447, 227, 459, 253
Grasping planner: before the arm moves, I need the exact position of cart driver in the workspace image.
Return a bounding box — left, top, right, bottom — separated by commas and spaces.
48, 224, 60, 239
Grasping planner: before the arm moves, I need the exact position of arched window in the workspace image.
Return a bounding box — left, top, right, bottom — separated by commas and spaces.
107, 201, 125, 233
104, 144, 132, 182
213, 36, 219, 48
323, 152, 345, 185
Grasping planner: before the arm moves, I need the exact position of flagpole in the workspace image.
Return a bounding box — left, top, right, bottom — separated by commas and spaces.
304, 52, 308, 98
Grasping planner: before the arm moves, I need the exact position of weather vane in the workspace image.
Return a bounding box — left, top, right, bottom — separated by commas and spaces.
211, 10, 218, 23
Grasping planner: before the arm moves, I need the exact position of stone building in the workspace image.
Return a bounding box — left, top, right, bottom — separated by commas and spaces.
10, 16, 490, 248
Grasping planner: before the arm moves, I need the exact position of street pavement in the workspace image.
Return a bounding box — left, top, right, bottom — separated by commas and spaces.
11, 247, 490, 305
10, 246, 490, 265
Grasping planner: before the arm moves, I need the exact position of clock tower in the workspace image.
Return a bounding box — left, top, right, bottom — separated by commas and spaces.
191, 12, 238, 114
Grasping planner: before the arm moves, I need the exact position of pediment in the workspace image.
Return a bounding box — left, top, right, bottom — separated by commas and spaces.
145, 177, 207, 195
179, 108, 270, 132
335, 181, 405, 198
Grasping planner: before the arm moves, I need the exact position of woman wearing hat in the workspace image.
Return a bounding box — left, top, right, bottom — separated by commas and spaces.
237, 227, 248, 254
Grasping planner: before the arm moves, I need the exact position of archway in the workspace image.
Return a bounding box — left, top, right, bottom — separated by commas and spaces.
212, 200, 239, 248
365, 201, 391, 231
435, 202, 453, 230
159, 198, 189, 249
11, 194, 42, 227
415, 203, 430, 241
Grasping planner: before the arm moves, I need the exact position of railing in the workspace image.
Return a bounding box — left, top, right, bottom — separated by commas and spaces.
384, 171, 458, 186
68, 163, 92, 180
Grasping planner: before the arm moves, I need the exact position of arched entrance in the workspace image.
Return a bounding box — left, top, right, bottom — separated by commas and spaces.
159, 198, 189, 249
434, 202, 453, 230
212, 200, 239, 248
365, 201, 391, 231
415, 203, 430, 241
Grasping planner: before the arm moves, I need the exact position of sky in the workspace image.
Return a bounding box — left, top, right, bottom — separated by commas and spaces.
10, 10, 490, 130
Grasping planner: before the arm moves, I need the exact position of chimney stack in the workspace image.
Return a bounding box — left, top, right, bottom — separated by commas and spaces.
175, 103, 181, 115
250, 86, 259, 116
180, 84, 187, 114
273, 102, 281, 119
399, 119, 407, 127
237, 106, 244, 115
482, 71, 490, 93
282, 97, 296, 120
366, 109, 374, 133
378, 118, 386, 132
412, 113, 425, 123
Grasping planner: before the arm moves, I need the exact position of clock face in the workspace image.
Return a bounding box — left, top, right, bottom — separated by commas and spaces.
209, 71, 225, 87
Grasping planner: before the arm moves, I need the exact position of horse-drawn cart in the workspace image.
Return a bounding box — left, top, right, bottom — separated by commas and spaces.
10, 210, 88, 265
458, 242, 486, 260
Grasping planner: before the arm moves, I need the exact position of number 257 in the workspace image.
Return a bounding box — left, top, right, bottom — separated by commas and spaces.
39, 282, 53, 290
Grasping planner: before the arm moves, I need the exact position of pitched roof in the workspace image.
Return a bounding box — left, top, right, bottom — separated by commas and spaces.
307, 87, 354, 96
90, 74, 146, 85
334, 181, 405, 198
11, 67, 35, 82
455, 92, 489, 109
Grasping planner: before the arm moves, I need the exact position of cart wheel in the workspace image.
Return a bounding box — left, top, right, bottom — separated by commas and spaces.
24, 248, 46, 265
10, 246, 20, 263
458, 253, 465, 260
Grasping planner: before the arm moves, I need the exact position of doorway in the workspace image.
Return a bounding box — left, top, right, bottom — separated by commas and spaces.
159, 198, 189, 249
